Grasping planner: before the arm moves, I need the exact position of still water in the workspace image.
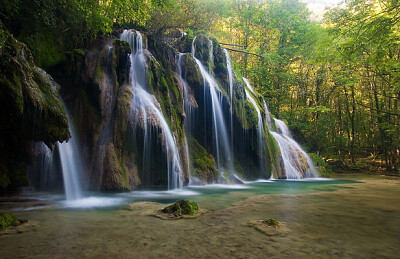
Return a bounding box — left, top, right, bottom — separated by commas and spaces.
1, 176, 399, 258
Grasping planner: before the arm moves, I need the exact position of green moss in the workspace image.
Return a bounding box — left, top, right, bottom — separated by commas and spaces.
147, 70, 154, 93
262, 218, 280, 227
73, 48, 85, 56
27, 33, 66, 69
163, 200, 199, 216
0, 74, 24, 115
0, 23, 70, 192
189, 137, 218, 183
265, 131, 282, 178
0, 213, 20, 230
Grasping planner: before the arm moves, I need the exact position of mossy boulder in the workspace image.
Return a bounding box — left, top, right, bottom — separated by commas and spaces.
0, 213, 20, 230
162, 200, 199, 216
262, 218, 280, 227
248, 218, 289, 236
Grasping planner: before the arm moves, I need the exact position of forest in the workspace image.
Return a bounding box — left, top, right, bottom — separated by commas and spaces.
1, 0, 398, 176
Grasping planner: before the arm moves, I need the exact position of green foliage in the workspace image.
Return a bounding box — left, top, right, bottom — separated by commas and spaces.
146, 0, 221, 34
209, 0, 399, 171
309, 153, 332, 177
0, 213, 20, 230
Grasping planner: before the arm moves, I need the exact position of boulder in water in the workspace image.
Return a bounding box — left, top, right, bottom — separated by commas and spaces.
162, 199, 199, 216
155, 200, 205, 219
248, 218, 289, 236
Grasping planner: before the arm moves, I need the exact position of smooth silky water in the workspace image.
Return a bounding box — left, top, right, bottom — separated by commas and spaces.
1, 176, 399, 258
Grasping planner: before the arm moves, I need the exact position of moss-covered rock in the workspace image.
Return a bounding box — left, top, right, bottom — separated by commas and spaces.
188, 138, 219, 183
0, 20, 69, 193
162, 200, 199, 216
248, 218, 289, 236
262, 218, 280, 227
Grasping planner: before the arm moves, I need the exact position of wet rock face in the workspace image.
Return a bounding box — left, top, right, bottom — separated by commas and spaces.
0, 21, 69, 192
29, 29, 280, 192
48, 31, 190, 191
175, 34, 274, 179
52, 36, 142, 191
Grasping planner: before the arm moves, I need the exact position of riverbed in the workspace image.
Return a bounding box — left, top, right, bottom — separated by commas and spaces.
1, 175, 399, 258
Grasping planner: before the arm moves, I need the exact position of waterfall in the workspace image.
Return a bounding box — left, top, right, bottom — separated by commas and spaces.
243, 78, 318, 179
243, 78, 266, 176
191, 37, 233, 174
57, 108, 84, 200
223, 49, 234, 156
263, 100, 273, 131
176, 53, 193, 179
28, 142, 56, 191
271, 118, 318, 179
121, 29, 183, 189
176, 53, 194, 132
207, 38, 214, 72
274, 118, 292, 138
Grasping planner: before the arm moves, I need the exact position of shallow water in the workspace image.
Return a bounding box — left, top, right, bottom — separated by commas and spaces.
1, 176, 399, 258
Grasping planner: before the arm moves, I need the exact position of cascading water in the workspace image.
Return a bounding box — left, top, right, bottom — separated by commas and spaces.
242, 78, 318, 179
274, 118, 292, 138
207, 38, 214, 73
243, 78, 266, 176
263, 100, 273, 131
57, 108, 84, 200
176, 53, 195, 132
223, 49, 234, 154
176, 53, 194, 180
121, 29, 183, 189
270, 118, 318, 179
191, 37, 233, 173
28, 142, 57, 191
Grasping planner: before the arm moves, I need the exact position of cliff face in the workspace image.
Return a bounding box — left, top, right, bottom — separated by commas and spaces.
23, 29, 287, 192
0, 21, 69, 192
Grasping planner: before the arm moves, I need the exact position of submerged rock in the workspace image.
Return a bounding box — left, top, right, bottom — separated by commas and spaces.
248, 218, 289, 236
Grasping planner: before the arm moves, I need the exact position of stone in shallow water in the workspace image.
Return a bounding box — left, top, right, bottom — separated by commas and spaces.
0, 213, 38, 235
154, 200, 206, 219
163, 200, 199, 216
248, 219, 289, 236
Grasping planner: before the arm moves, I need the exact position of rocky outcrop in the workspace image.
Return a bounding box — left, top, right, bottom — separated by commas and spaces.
26, 29, 288, 192
0, 21, 69, 192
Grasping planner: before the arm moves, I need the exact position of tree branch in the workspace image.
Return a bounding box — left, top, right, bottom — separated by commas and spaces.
220, 43, 244, 49
224, 47, 264, 58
